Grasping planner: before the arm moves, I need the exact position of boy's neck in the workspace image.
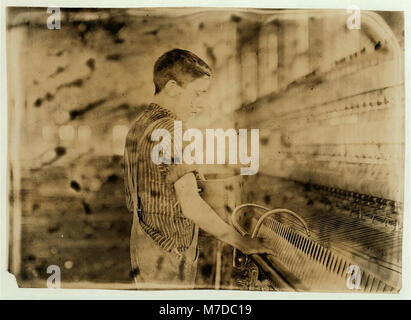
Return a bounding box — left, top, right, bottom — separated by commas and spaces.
152, 94, 183, 119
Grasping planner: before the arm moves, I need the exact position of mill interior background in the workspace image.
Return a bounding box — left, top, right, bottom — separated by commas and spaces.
6, 8, 404, 290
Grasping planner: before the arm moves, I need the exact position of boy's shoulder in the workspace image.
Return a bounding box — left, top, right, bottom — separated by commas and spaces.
126, 109, 177, 146
139, 104, 177, 128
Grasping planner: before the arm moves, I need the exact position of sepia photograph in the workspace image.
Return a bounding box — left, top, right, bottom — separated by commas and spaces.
3, 4, 406, 294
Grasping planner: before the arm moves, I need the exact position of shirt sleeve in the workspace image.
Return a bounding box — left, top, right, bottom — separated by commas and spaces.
148, 117, 203, 184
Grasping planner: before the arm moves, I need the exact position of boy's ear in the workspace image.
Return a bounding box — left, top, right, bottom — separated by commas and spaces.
164, 80, 181, 97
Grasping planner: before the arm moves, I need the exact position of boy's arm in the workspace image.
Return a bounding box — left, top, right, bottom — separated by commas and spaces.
174, 172, 274, 256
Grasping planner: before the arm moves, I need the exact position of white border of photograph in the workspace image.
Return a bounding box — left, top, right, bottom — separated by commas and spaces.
0, 0, 410, 300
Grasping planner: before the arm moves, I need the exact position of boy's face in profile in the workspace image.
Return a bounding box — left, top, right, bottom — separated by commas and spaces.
175, 76, 211, 119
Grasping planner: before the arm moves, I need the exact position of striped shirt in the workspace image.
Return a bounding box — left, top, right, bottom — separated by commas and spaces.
124, 103, 201, 253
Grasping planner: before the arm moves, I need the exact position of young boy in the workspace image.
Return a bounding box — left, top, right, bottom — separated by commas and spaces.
124, 48, 273, 289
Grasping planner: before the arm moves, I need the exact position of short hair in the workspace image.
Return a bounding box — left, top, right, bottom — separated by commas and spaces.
153, 49, 212, 95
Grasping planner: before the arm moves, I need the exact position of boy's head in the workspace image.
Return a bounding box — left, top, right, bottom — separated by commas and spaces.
153, 49, 212, 117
